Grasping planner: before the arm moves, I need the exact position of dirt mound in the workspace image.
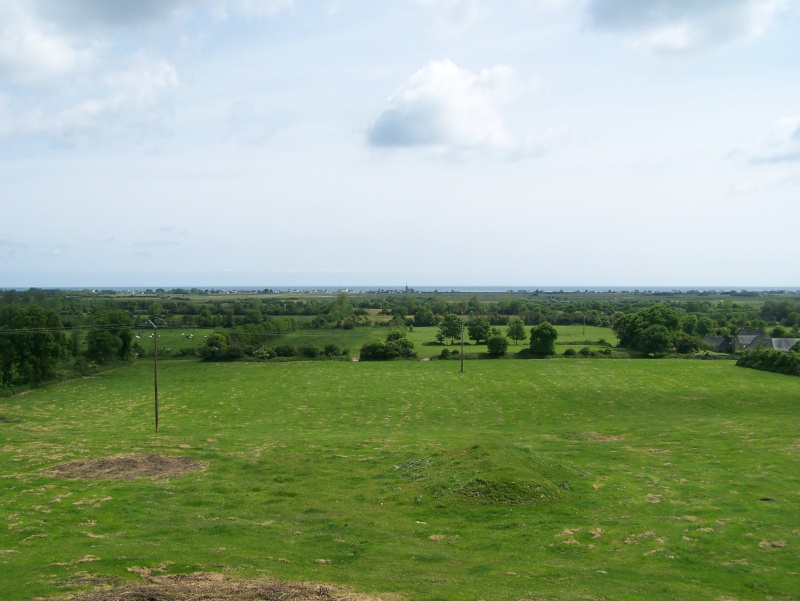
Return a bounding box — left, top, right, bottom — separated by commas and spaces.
59, 572, 392, 601
44, 454, 206, 480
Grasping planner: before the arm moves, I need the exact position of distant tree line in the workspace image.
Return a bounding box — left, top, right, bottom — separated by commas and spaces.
3, 287, 800, 387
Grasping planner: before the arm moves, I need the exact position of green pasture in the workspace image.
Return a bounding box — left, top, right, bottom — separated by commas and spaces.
132, 324, 619, 360
2, 360, 798, 600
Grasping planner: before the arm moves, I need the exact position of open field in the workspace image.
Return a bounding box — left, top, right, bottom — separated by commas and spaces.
126, 325, 620, 360
1, 359, 798, 600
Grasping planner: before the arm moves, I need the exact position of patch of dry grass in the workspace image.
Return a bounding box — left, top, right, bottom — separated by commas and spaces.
55, 572, 397, 601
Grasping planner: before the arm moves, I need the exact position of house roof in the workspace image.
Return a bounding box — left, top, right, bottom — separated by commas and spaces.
770, 338, 800, 352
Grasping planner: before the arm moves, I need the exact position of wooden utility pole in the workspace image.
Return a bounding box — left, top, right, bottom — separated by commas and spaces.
148, 319, 160, 433
460, 316, 465, 373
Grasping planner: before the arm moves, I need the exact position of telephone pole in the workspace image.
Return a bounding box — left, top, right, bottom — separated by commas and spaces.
147, 318, 165, 433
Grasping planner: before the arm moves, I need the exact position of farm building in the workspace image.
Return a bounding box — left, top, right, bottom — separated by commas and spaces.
733, 328, 800, 352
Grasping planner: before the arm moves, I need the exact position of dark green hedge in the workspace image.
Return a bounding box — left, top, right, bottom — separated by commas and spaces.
736, 348, 800, 376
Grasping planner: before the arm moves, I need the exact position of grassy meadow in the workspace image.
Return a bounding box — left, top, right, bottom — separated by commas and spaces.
1, 358, 798, 600
132, 324, 620, 360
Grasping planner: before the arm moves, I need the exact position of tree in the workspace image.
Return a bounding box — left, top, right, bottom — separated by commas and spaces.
529, 322, 557, 356
486, 333, 509, 357
613, 304, 682, 354
199, 331, 230, 360
696, 316, 716, 337
507, 318, 526, 345
467, 317, 491, 345
8, 305, 66, 383
674, 334, 701, 354
413, 306, 436, 327
437, 313, 463, 345
0, 330, 13, 386
86, 310, 133, 363
360, 329, 416, 361
639, 325, 674, 356
771, 326, 787, 338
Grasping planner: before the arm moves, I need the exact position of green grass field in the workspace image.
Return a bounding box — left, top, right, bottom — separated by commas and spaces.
125, 324, 619, 360
1, 359, 798, 600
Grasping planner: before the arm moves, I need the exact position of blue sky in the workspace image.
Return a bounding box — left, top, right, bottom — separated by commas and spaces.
1, 0, 799, 288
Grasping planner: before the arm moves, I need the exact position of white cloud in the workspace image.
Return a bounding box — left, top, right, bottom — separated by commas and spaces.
14, 59, 180, 146
367, 59, 519, 158
0, 0, 94, 85
587, 0, 788, 54
751, 117, 800, 163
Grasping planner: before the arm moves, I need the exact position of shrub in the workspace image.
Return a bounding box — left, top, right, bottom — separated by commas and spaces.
486, 335, 509, 357
563, 348, 577, 357
274, 344, 296, 357
324, 344, 342, 356
737, 348, 800, 376
252, 347, 274, 360
299, 345, 321, 359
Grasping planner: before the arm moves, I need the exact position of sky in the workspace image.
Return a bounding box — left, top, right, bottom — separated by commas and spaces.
1, 0, 799, 289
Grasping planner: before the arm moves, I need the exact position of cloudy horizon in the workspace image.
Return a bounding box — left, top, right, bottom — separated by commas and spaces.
2, 0, 799, 288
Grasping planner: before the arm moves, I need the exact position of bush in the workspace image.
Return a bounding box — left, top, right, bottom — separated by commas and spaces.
578, 347, 592, 357
486, 335, 509, 358
252, 347, 274, 360
563, 348, 577, 357
324, 344, 342, 356
299, 345, 321, 359
737, 348, 800, 376
274, 344, 296, 357
360, 335, 417, 361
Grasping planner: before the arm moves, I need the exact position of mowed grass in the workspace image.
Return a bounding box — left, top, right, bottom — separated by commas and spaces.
1, 359, 798, 600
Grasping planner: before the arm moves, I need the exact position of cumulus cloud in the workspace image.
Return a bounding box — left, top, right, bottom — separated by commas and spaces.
750, 117, 800, 163
368, 59, 518, 157
587, 0, 787, 54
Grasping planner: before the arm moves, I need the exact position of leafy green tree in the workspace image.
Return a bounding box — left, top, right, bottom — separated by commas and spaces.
467, 317, 491, 345
8, 305, 66, 383
328, 292, 354, 325
486, 333, 509, 357
86, 310, 133, 363
696, 316, 716, 337
771, 326, 787, 338
529, 322, 557, 356
360, 329, 416, 361
639, 325, 674, 356
437, 313, 463, 345
413, 306, 436, 327
0, 330, 13, 386
675, 334, 701, 354
506, 318, 526, 345
613, 304, 682, 354
199, 331, 230, 360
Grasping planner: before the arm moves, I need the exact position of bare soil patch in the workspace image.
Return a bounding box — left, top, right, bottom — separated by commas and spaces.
43, 454, 206, 481
56, 572, 394, 601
